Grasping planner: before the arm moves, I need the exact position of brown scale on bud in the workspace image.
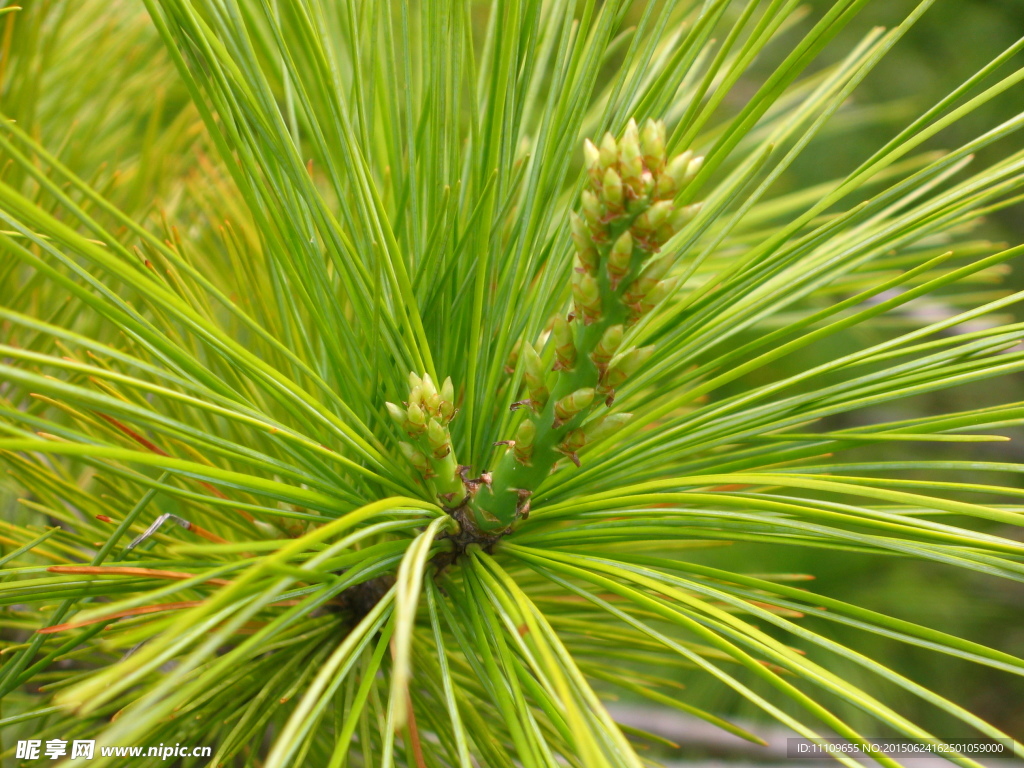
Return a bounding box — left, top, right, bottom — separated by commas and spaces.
512, 488, 532, 520
556, 428, 587, 468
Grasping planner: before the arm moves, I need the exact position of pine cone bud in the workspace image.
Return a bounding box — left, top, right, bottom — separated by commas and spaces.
553, 387, 596, 428
581, 189, 603, 230
399, 442, 432, 476
618, 119, 643, 183
426, 419, 451, 459
659, 150, 693, 198
571, 270, 602, 325
557, 427, 588, 466
570, 212, 599, 274
552, 315, 576, 371
584, 412, 633, 443
635, 199, 673, 231
607, 230, 633, 290
668, 202, 702, 233
408, 383, 424, 407
438, 376, 456, 422
421, 373, 441, 413
513, 419, 536, 465
603, 346, 655, 390
591, 324, 624, 371
385, 402, 407, 429
521, 342, 549, 409
405, 402, 428, 437
602, 167, 624, 210
636, 276, 680, 317
640, 119, 666, 173
598, 132, 618, 169
583, 138, 600, 174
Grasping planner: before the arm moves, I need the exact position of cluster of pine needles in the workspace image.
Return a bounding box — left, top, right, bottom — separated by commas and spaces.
2, 0, 1024, 766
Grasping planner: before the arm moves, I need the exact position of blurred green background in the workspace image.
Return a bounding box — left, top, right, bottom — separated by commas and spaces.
669, 0, 1024, 753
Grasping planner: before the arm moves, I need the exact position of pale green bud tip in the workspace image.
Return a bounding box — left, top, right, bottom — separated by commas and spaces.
515, 418, 536, 446
664, 150, 693, 187
622, 118, 639, 147
592, 324, 624, 367
427, 419, 447, 445
385, 402, 406, 425
644, 276, 680, 307
601, 324, 624, 350
561, 428, 586, 453
406, 402, 426, 426
584, 412, 633, 443
640, 254, 673, 286
581, 190, 602, 226
522, 342, 544, 380
640, 119, 666, 169
399, 442, 431, 473
638, 200, 673, 230
553, 314, 572, 343
570, 211, 587, 237
604, 346, 656, 389
420, 373, 436, 398
440, 376, 454, 404
408, 384, 424, 406
619, 121, 642, 181
602, 167, 623, 207
572, 269, 600, 300
583, 138, 600, 169
552, 315, 577, 369
426, 419, 450, 457
599, 133, 618, 168
572, 270, 602, 324
407, 372, 423, 391
684, 155, 704, 183
607, 230, 633, 289
669, 202, 702, 233
610, 229, 632, 258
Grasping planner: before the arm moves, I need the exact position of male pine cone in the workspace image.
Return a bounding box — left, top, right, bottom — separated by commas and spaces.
392, 119, 704, 532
